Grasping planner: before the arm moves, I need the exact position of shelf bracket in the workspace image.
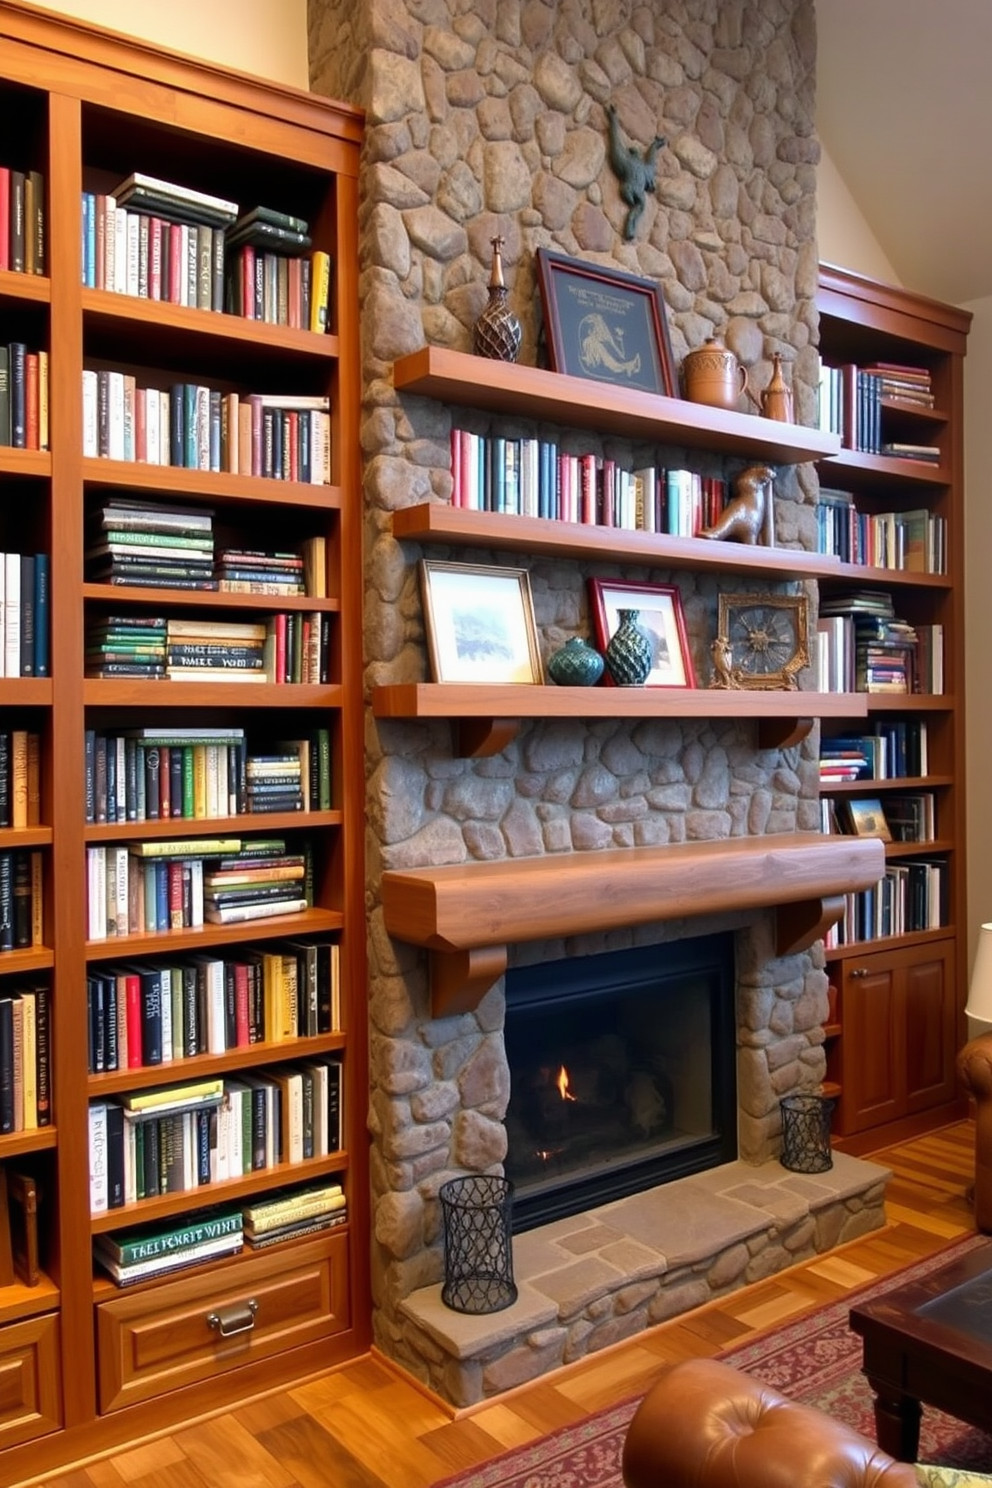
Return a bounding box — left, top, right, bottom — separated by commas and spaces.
431, 946, 508, 1018
758, 717, 813, 750
454, 718, 520, 758
776, 895, 846, 956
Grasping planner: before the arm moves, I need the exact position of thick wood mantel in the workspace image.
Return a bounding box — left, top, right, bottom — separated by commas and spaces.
381, 832, 885, 1016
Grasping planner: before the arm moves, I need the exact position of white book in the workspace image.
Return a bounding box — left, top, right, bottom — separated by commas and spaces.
115, 737, 127, 821
107, 371, 126, 460
192, 955, 226, 1055
226, 1083, 245, 1175
158, 390, 171, 464
183, 1110, 196, 1191
204, 897, 307, 926
113, 205, 128, 295
123, 1118, 136, 1203
189, 858, 204, 928
4, 551, 20, 678
158, 965, 173, 1062
195, 384, 210, 470
89, 1103, 109, 1214
125, 211, 140, 296
212, 1099, 230, 1183
144, 387, 160, 465
103, 846, 119, 937
87, 846, 107, 940
274, 1067, 304, 1164
300, 1059, 329, 1157
82, 369, 99, 456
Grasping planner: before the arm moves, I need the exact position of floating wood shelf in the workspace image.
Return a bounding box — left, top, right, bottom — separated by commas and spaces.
371, 682, 869, 756
392, 503, 843, 577
393, 347, 843, 464
382, 832, 885, 1015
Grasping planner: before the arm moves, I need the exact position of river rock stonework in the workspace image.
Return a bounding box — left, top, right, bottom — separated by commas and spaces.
307, 0, 867, 1399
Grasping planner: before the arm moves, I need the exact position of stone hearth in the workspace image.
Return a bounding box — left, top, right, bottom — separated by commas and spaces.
400, 1150, 888, 1404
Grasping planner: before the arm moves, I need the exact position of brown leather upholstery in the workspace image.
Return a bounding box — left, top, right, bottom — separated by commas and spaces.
621, 1357, 920, 1488
958, 1033, 992, 1232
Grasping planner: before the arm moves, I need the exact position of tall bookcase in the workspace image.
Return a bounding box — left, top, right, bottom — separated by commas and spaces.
816, 264, 970, 1152
0, 4, 367, 1479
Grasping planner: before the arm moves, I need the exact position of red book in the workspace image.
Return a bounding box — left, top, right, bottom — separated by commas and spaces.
0, 166, 9, 272
580, 452, 597, 525
240, 245, 255, 318
287, 410, 299, 482
125, 975, 143, 1068
148, 217, 163, 300
134, 388, 146, 462
274, 611, 287, 684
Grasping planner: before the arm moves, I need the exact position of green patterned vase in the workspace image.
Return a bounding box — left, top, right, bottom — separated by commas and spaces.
604, 609, 652, 686
547, 636, 605, 686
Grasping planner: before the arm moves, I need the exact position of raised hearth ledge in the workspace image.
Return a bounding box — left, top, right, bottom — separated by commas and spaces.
382, 832, 885, 1016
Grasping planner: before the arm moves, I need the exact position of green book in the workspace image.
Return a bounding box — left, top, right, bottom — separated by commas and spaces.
96, 1206, 242, 1266
317, 727, 331, 811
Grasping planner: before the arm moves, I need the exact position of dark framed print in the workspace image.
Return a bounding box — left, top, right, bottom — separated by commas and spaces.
536, 248, 677, 398
588, 578, 695, 688
420, 560, 543, 684
716, 592, 810, 690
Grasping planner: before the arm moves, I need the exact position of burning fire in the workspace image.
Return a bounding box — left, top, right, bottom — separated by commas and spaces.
556, 1064, 577, 1103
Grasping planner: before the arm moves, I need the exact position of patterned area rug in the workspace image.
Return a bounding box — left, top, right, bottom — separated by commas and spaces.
436, 1233, 992, 1488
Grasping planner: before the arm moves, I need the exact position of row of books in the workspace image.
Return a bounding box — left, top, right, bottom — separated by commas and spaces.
85, 725, 332, 824
0, 731, 41, 829
0, 343, 49, 450
87, 938, 340, 1074
85, 613, 332, 685
89, 1057, 343, 1214
81, 374, 331, 484
94, 1179, 346, 1286
79, 179, 331, 333
819, 722, 929, 783
0, 553, 49, 677
817, 591, 943, 695
0, 851, 43, 953
817, 489, 946, 574
0, 166, 44, 275
0, 987, 50, 1132
450, 428, 730, 535
817, 360, 941, 462
822, 859, 946, 948
820, 792, 936, 844
87, 497, 327, 596
85, 836, 311, 940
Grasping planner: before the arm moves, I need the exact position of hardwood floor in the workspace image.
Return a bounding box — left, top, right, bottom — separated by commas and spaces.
32, 1121, 977, 1488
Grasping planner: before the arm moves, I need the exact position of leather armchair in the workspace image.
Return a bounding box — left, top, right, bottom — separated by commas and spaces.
957, 1033, 992, 1232
622, 1357, 919, 1488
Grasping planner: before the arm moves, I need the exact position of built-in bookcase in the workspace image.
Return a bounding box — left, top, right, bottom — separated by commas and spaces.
0, 5, 366, 1478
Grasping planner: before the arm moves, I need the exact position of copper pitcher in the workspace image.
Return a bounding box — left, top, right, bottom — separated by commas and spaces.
748, 352, 793, 422
682, 336, 749, 411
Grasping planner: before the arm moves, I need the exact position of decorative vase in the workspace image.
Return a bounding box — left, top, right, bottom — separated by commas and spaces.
547, 636, 605, 687
474, 236, 522, 363
604, 609, 653, 686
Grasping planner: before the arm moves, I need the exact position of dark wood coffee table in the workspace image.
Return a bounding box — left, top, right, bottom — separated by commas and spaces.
850, 1239, 992, 1460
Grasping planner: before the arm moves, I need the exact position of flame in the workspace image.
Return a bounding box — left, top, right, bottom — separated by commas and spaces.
556, 1064, 577, 1103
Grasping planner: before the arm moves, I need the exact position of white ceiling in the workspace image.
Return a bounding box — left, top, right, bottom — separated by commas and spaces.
816, 0, 992, 306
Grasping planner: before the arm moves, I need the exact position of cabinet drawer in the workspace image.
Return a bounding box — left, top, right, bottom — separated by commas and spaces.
0, 1311, 61, 1449
97, 1231, 349, 1412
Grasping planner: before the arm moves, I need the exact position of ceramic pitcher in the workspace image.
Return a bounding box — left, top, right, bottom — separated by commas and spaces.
682, 336, 749, 411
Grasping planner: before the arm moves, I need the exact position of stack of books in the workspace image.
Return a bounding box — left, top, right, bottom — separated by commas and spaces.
0, 166, 44, 275
245, 753, 305, 813
203, 839, 309, 925
165, 617, 267, 681
861, 361, 935, 410
0, 986, 50, 1131
93, 1205, 244, 1287
818, 590, 918, 694
85, 616, 166, 679
242, 1180, 346, 1249
216, 548, 305, 595
0, 343, 48, 450
86, 498, 217, 590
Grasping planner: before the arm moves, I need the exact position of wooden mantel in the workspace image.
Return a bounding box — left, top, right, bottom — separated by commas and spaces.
382, 832, 885, 1016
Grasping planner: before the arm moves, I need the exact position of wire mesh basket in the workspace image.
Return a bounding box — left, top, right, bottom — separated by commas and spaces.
439, 1175, 518, 1315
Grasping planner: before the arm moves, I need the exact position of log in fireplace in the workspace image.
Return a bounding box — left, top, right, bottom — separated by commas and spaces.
504, 935, 737, 1231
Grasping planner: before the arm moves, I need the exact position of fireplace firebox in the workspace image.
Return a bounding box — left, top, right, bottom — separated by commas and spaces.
504, 935, 737, 1231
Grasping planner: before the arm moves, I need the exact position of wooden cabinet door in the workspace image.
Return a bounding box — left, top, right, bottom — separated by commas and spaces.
841, 957, 903, 1133
903, 940, 957, 1114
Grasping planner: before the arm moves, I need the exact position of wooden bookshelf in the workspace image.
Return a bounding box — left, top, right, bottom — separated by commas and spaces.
0, 5, 367, 1479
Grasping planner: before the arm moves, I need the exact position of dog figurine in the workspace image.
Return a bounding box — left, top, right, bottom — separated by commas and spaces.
700, 464, 776, 546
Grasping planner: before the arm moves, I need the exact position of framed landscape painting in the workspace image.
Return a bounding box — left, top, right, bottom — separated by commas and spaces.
420, 560, 543, 685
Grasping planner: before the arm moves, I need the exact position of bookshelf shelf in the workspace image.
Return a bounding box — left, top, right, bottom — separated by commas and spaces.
84, 907, 344, 961
819, 564, 952, 591
822, 775, 952, 796
88, 1150, 349, 1235
87, 1032, 347, 1097
884, 838, 953, 859
84, 810, 342, 842
825, 925, 955, 961
864, 694, 952, 715
825, 448, 951, 489
0, 8, 368, 1473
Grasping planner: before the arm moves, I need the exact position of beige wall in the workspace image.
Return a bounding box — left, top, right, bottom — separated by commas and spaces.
963, 295, 992, 975
817, 148, 899, 285
30, 0, 309, 88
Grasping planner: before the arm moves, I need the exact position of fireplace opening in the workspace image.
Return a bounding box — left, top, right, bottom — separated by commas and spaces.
504, 935, 737, 1232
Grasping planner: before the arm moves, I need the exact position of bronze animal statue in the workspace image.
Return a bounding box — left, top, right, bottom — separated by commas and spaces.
700, 464, 776, 546
605, 103, 666, 241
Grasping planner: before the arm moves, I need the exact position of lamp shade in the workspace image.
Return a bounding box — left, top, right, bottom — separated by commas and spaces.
966, 922, 992, 1028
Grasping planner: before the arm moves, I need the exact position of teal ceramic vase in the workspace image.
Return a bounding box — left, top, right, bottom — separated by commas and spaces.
604, 609, 652, 686
546, 636, 605, 687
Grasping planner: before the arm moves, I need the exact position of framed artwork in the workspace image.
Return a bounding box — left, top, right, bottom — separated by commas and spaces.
844, 798, 892, 841
716, 593, 810, 690
588, 579, 695, 688
419, 560, 543, 685
535, 247, 677, 398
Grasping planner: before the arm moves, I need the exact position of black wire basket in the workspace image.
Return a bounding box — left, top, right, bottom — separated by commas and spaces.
780, 1093, 835, 1173
439, 1175, 518, 1315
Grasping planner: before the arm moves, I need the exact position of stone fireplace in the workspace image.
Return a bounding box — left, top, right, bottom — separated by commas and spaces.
307, 0, 890, 1406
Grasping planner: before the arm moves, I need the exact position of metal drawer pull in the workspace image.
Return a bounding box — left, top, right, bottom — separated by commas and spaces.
207, 1298, 258, 1337
850, 968, 869, 978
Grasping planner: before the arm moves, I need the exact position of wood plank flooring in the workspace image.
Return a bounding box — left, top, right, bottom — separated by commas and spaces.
31, 1121, 977, 1488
